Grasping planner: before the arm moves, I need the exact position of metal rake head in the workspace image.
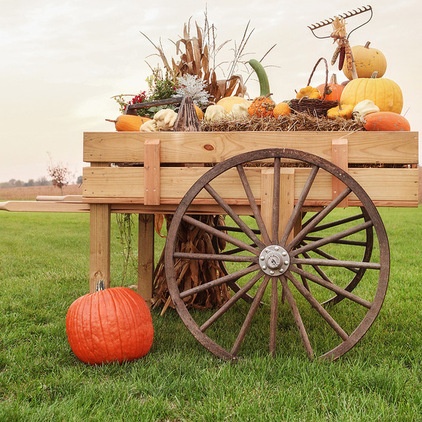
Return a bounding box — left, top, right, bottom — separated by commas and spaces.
308, 5, 373, 39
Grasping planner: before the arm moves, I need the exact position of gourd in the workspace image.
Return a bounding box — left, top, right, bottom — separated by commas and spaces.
217, 96, 250, 113
247, 59, 275, 117
204, 104, 228, 121
340, 72, 403, 114
194, 105, 204, 120
343, 41, 387, 80
296, 86, 321, 100
107, 114, 151, 131
317, 74, 344, 102
326, 104, 354, 120
352, 99, 380, 122
248, 59, 271, 97
363, 111, 410, 131
248, 95, 275, 117
66, 282, 154, 364
273, 102, 291, 117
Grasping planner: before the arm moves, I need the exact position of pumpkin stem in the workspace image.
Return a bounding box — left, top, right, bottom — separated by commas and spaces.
96, 280, 106, 291
364, 41, 371, 49
370, 71, 379, 78
330, 74, 338, 85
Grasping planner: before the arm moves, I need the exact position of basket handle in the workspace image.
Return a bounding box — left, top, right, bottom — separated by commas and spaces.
306, 57, 329, 100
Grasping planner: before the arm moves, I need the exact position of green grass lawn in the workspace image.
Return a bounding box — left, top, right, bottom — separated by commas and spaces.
0, 209, 421, 421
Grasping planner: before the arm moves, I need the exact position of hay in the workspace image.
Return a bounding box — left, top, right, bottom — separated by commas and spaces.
200, 112, 365, 132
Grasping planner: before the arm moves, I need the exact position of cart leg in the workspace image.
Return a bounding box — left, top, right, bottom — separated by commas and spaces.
138, 214, 154, 305
89, 204, 111, 292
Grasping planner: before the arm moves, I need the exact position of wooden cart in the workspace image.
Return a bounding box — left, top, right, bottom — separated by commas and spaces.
2, 130, 419, 360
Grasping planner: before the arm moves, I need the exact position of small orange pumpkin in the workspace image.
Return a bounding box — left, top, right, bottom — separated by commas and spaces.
363, 112, 410, 131
107, 115, 151, 131
273, 102, 291, 117
66, 282, 154, 364
248, 95, 275, 117
317, 74, 344, 102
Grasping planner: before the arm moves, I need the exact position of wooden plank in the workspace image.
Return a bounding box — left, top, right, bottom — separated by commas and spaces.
349, 167, 419, 205
0, 201, 89, 212
83, 131, 418, 165
138, 214, 154, 305
36, 195, 83, 202
82, 166, 418, 207
331, 139, 349, 207
261, 169, 274, 241
89, 204, 111, 292
280, 168, 295, 242
144, 139, 161, 205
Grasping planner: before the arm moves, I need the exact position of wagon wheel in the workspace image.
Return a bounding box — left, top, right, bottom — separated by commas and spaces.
164, 148, 390, 361
217, 207, 374, 307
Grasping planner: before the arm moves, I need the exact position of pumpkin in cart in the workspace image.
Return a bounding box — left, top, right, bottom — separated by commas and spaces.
363, 111, 411, 131
66, 282, 154, 364
340, 72, 403, 114
342, 41, 387, 80
317, 74, 344, 102
107, 114, 151, 131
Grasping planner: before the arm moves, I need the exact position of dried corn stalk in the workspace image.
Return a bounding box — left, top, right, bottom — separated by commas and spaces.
152, 97, 230, 311
141, 14, 251, 102
152, 215, 230, 311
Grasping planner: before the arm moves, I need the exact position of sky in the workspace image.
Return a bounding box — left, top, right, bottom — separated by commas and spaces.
0, 0, 420, 183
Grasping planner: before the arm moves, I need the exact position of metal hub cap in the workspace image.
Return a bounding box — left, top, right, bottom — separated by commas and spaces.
259, 245, 290, 276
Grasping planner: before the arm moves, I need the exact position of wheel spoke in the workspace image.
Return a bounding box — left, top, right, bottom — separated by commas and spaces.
269, 277, 279, 356
181, 214, 259, 255
280, 276, 314, 359
180, 264, 260, 299
287, 186, 352, 251
305, 212, 365, 233
292, 257, 380, 270
290, 266, 372, 308
174, 251, 256, 263
200, 271, 264, 332
302, 243, 350, 266
281, 165, 319, 244
286, 272, 349, 341
231, 275, 270, 356
237, 164, 271, 244
204, 182, 265, 248
292, 220, 373, 257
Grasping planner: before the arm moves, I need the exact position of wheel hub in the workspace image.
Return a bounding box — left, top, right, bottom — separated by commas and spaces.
259, 245, 290, 276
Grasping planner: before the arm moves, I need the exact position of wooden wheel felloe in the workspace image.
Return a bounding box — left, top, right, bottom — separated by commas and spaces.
164, 148, 390, 361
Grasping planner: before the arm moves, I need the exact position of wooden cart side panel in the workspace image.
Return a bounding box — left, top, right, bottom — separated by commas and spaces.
83, 166, 418, 207
83, 131, 418, 165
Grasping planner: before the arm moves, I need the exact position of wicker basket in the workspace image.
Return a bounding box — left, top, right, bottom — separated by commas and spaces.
290, 57, 338, 117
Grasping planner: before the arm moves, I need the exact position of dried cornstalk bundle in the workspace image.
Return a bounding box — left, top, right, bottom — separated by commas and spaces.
153, 93, 230, 311
152, 215, 230, 311
141, 15, 266, 102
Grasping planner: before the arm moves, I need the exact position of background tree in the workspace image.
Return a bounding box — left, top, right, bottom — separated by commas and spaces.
47, 162, 71, 195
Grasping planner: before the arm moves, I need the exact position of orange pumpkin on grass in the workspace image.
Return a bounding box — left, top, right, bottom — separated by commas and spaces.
66, 282, 154, 364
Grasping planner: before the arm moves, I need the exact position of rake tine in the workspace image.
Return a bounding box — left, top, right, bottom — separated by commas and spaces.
308, 5, 373, 39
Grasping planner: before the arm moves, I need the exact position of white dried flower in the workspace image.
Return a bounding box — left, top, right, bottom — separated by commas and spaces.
175, 74, 210, 107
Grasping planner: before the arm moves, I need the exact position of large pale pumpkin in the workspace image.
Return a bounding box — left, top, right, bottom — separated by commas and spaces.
340, 74, 403, 114
66, 284, 154, 364
343, 41, 387, 80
